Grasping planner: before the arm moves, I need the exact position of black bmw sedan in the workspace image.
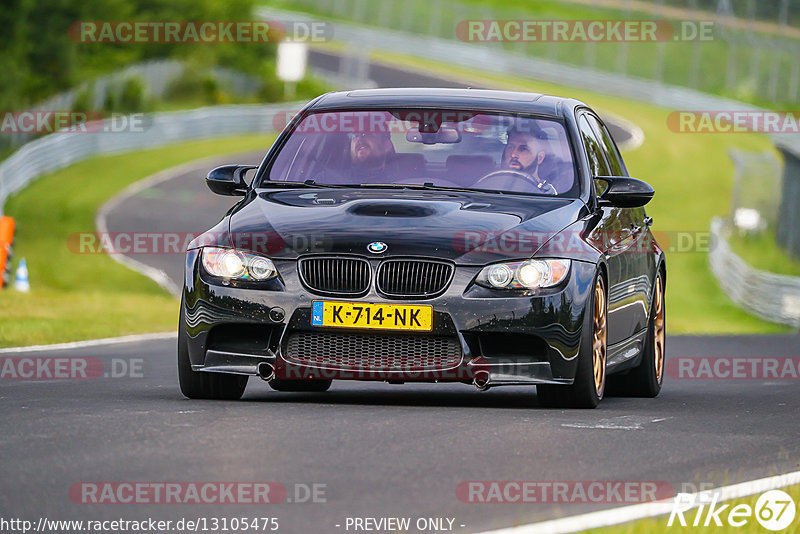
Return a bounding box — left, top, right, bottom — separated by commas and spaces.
178, 88, 666, 408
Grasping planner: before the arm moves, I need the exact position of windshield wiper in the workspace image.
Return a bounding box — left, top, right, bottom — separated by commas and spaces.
358, 182, 496, 194
260, 179, 351, 189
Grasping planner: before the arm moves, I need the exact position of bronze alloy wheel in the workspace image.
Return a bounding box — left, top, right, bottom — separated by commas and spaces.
592, 277, 607, 396
653, 275, 666, 383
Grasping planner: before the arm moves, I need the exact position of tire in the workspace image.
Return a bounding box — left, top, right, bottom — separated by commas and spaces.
178, 297, 248, 400
537, 271, 607, 409
607, 270, 665, 398
268, 379, 333, 392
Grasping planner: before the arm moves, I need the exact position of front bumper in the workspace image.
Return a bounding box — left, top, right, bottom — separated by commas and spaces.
182, 249, 596, 387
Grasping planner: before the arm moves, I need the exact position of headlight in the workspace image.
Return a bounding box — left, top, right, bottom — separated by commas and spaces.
476, 259, 570, 290
201, 247, 277, 281
486, 264, 514, 288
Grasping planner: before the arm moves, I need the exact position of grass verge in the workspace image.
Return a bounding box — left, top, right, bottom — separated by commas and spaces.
578, 483, 800, 533
728, 230, 800, 277
0, 134, 275, 348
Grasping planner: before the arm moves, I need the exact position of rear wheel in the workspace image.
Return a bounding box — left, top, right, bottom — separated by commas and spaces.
269, 379, 332, 392
607, 271, 665, 397
178, 298, 248, 400
537, 272, 607, 409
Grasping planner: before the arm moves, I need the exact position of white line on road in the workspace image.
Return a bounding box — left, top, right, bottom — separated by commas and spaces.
561, 415, 671, 430
95, 150, 260, 296
476, 470, 800, 534
94, 156, 228, 296
0, 332, 176, 353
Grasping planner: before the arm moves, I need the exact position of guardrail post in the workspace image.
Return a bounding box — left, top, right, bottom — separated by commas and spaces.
776, 146, 800, 260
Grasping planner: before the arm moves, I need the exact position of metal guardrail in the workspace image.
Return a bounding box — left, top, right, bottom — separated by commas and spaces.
262, 8, 759, 111
2, 60, 266, 151
727, 149, 782, 230
1, 60, 186, 150
270, 0, 800, 106
0, 103, 298, 215
709, 217, 800, 327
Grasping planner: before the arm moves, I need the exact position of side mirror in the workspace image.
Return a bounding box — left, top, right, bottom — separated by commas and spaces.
595, 176, 654, 208
206, 165, 257, 196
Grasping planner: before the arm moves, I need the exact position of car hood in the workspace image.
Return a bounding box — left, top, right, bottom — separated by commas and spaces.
224, 188, 587, 264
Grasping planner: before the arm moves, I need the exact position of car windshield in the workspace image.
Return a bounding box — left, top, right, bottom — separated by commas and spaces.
264, 109, 577, 196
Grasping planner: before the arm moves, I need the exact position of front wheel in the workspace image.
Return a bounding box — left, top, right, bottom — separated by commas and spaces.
537, 272, 607, 409
178, 298, 248, 400
607, 270, 665, 397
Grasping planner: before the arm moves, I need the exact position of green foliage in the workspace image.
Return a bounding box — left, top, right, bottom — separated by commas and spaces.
257, 60, 285, 102
295, 73, 330, 101
117, 76, 147, 113
163, 67, 228, 106
71, 86, 94, 112
0, 0, 281, 109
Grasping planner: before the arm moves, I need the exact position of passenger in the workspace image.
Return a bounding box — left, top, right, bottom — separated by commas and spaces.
349, 131, 396, 181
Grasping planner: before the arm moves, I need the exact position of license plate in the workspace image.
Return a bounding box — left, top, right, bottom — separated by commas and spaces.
311, 301, 433, 331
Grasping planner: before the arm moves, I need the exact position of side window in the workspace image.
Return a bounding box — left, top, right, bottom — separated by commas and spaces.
578, 115, 610, 178
587, 114, 627, 177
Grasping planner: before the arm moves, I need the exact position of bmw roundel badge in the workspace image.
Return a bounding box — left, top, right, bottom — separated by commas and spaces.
367, 241, 388, 254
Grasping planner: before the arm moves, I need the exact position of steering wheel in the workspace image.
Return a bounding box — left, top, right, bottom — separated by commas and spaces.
472, 169, 558, 195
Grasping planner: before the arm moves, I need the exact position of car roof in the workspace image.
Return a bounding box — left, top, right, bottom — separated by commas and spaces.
308, 88, 587, 119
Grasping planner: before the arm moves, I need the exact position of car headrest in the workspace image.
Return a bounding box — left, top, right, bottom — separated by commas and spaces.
387, 153, 425, 176
446, 155, 496, 185
446, 155, 495, 172
537, 156, 575, 194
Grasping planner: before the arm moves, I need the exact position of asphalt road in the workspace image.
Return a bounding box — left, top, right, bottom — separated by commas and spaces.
18, 147, 800, 534
2, 335, 799, 533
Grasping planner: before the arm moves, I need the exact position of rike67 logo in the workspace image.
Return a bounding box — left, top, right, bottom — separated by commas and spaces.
668, 489, 796, 531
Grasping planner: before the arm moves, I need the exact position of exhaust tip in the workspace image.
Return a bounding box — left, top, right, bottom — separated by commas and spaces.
257, 362, 275, 382
473, 370, 490, 391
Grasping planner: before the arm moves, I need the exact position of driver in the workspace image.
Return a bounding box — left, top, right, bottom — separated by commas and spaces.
470, 124, 559, 194
501, 126, 548, 184
349, 130, 395, 181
